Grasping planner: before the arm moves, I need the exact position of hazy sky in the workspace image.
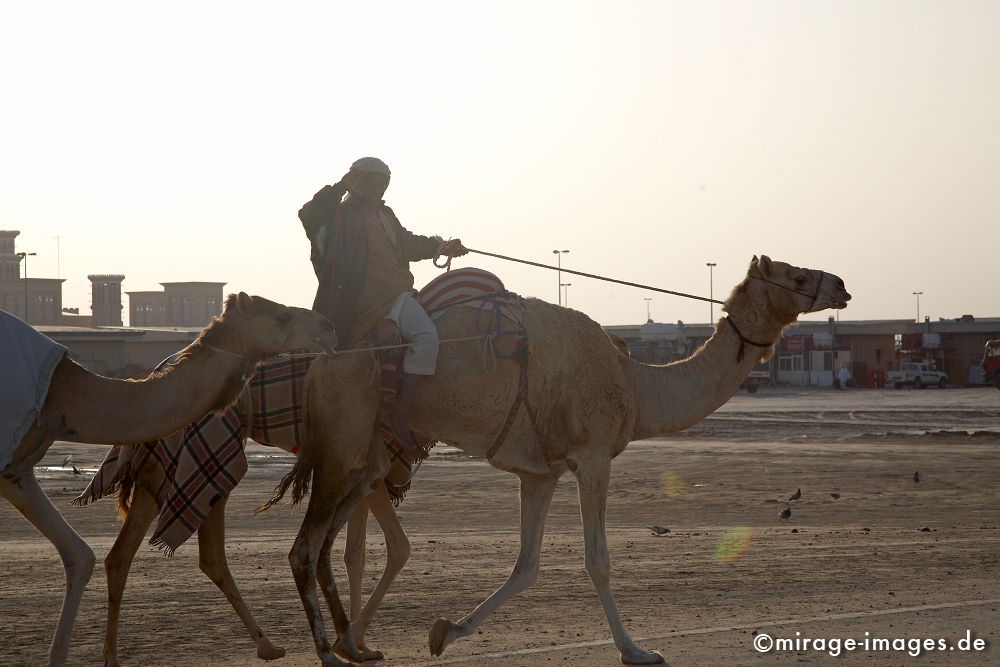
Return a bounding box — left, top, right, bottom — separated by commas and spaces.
3, 1, 997, 327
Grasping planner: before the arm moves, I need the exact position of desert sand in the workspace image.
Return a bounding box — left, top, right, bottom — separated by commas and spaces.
2, 386, 998, 666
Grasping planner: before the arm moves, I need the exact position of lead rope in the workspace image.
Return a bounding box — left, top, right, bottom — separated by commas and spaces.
466, 248, 725, 304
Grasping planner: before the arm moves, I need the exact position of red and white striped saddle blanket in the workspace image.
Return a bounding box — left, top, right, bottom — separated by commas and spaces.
371, 267, 524, 403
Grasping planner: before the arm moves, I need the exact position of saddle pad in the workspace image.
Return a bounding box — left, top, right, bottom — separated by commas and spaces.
417, 267, 523, 324
0, 311, 66, 471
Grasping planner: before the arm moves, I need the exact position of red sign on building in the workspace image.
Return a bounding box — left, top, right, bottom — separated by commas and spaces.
783, 335, 804, 352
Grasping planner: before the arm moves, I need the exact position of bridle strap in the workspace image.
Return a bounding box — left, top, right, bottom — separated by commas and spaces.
750, 270, 825, 311
724, 316, 773, 363
203, 343, 252, 361
203, 325, 289, 362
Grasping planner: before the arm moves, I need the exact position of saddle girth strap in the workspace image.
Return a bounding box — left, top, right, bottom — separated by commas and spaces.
485, 356, 554, 468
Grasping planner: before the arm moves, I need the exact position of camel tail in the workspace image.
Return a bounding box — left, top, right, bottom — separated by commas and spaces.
115, 476, 136, 520
256, 442, 314, 513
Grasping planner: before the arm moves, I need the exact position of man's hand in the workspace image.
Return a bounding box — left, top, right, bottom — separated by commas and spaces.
336, 169, 365, 190
441, 239, 469, 257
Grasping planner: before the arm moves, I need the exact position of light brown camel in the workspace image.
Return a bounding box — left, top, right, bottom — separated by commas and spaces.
274, 255, 851, 666
100, 329, 633, 666
0, 293, 338, 667
100, 416, 410, 666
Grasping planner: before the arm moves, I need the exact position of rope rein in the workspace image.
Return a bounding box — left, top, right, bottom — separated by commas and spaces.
466, 248, 725, 304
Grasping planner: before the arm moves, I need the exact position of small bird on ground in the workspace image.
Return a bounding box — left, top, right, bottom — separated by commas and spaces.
646, 525, 670, 536
72, 466, 81, 475
830, 493, 841, 499
788, 488, 801, 501
779, 507, 791, 521
913, 471, 920, 483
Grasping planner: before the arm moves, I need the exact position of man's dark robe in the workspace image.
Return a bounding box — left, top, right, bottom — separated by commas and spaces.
299, 184, 440, 346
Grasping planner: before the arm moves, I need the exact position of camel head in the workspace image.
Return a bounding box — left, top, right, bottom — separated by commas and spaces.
732, 255, 851, 321
219, 292, 339, 357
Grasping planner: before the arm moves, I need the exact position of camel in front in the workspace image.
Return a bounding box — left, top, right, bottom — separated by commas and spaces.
275, 255, 850, 666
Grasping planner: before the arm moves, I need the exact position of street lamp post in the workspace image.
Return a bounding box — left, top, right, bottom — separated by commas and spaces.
16, 251, 36, 322
644, 297, 652, 323
913, 291, 923, 323
560, 283, 572, 308
706, 262, 717, 323
552, 249, 569, 305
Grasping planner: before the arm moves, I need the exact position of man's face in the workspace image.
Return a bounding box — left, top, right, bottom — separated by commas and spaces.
356, 172, 390, 200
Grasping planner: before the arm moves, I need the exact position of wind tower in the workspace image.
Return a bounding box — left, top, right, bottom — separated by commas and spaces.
0, 230, 21, 280
88, 274, 125, 326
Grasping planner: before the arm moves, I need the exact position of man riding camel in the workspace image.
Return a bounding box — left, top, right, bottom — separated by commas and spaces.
299, 157, 467, 456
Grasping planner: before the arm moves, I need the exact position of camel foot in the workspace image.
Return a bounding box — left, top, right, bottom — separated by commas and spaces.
429, 618, 462, 656
620, 646, 666, 665
256, 635, 286, 661
333, 635, 366, 663
358, 644, 384, 662
104, 657, 122, 667
318, 649, 353, 667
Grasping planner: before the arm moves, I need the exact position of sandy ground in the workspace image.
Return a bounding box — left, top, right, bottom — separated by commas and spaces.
2, 386, 999, 666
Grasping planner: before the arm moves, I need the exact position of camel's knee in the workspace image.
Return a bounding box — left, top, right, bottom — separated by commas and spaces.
584, 556, 611, 588
103, 548, 125, 576
344, 545, 365, 573
288, 542, 306, 571
198, 555, 228, 584
387, 540, 411, 571
288, 539, 318, 582
65, 542, 96, 584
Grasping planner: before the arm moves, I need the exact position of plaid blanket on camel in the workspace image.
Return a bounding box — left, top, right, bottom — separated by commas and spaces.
73, 356, 313, 555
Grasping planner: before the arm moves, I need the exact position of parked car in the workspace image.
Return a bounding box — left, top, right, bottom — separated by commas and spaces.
983, 340, 1000, 390
886, 362, 948, 389
741, 361, 771, 393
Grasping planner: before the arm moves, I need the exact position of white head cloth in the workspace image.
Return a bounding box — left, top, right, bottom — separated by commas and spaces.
351, 157, 391, 176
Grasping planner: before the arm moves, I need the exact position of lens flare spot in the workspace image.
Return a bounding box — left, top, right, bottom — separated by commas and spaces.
659, 472, 686, 497
715, 526, 753, 563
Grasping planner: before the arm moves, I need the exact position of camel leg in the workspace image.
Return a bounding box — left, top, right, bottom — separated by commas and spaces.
344, 496, 368, 624
319, 463, 383, 664
429, 471, 558, 657
574, 457, 664, 665
102, 485, 160, 667
344, 483, 411, 661
288, 476, 352, 667
196, 495, 285, 661
1, 470, 95, 667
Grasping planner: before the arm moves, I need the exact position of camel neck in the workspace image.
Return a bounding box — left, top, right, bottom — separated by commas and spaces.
630, 300, 789, 441
47, 344, 258, 446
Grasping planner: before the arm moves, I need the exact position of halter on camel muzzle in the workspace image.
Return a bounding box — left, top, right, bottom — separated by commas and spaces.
750, 269, 826, 313
725, 270, 827, 363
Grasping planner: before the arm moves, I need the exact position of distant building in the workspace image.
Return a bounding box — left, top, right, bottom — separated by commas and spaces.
0, 229, 66, 324
0, 228, 224, 328
127, 282, 226, 327
88, 274, 126, 326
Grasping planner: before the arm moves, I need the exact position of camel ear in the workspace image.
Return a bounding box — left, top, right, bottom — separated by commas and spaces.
236, 292, 255, 315
758, 255, 774, 277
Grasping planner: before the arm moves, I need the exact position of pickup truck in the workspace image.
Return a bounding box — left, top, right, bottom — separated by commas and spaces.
740, 361, 771, 393
886, 362, 948, 389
